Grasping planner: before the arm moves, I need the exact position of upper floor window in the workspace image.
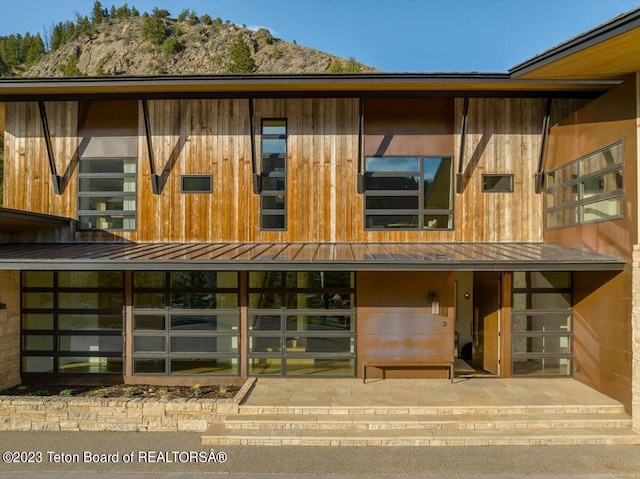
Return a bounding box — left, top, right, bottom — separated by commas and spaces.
78, 157, 137, 231
546, 141, 623, 229
364, 156, 453, 230
261, 119, 287, 230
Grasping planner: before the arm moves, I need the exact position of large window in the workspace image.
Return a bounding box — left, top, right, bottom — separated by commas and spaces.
132, 271, 240, 376
248, 271, 355, 377
511, 272, 572, 377
21, 271, 124, 375
546, 142, 623, 229
78, 157, 137, 231
364, 156, 453, 230
260, 119, 287, 230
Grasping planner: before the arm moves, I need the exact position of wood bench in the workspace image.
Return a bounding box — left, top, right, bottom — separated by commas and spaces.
362, 360, 454, 383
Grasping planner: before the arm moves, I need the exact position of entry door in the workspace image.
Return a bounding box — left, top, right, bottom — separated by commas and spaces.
472, 272, 500, 374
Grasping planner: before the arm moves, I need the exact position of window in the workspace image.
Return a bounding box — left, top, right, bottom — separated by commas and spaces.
511, 272, 572, 377
133, 271, 240, 376
21, 271, 124, 375
364, 156, 453, 230
546, 142, 623, 229
482, 174, 514, 193
248, 271, 356, 377
181, 175, 212, 193
260, 119, 287, 230
78, 158, 136, 230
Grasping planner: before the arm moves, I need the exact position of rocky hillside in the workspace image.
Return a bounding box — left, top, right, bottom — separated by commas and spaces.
8, 10, 375, 77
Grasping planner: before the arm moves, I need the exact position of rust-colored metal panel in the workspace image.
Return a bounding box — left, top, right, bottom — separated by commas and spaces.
572, 269, 632, 412
356, 271, 455, 378
545, 78, 638, 261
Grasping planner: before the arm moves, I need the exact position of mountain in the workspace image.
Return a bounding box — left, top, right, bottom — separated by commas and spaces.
1, 8, 375, 77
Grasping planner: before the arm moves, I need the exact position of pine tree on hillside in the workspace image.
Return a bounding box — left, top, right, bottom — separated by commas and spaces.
227, 34, 256, 74
90, 1, 109, 25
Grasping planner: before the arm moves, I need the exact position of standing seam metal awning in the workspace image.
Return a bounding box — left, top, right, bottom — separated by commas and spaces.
0, 242, 624, 271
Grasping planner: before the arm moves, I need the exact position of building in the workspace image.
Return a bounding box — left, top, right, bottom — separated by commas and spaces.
0, 8, 638, 432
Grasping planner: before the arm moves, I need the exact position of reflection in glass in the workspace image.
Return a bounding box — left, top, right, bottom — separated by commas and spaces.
134, 315, 166, 331
285, 272, 353, 289
22, 293, 54, 309
365, 157, 420, 172
287, 293, 353, 310
23, 272, 53, 288
134, 336, 166, 352
58, 335, 122, 353
22, 356, 54, 373
365, 176, 419, 190
59, 357, 123, 374
23, 335, 53, 351
22, 314, 53, 330
249, 293, 282, 309
58, 271, 123, 288
170, 358, 237, 375
512, 358, 571, 376
134, 358, 165, 374
58, 314, 123, 330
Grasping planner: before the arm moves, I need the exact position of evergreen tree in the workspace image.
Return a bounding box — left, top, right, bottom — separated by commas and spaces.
141, 14, 168, 45
227, 34, 256, 73
90, 1, 108, 25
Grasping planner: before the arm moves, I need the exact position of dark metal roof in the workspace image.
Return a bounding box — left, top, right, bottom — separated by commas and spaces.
0, 242, 623, 271
510, 7, 640, 77
0, 208, 72, 235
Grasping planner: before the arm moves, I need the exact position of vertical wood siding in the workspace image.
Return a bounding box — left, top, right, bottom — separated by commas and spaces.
3, 97, 589, 243
4, 102, 78, 219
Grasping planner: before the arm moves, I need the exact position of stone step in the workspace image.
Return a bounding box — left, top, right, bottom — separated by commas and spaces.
222, 412, 634, 431
201, 423, 640, 447
238, 403, 627, 416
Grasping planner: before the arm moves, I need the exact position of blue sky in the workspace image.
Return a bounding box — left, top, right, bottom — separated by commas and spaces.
0, 0, 638, 72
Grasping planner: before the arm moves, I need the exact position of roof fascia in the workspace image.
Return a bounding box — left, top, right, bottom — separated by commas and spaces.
510, 7, 640, 78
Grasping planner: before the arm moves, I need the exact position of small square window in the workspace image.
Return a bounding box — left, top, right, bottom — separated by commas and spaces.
181, 175, 212, 193
482, 174, 514, 193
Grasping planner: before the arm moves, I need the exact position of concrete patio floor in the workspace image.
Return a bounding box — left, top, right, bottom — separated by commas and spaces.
241, 377, 625, 410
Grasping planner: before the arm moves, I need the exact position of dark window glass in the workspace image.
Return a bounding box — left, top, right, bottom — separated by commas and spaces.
182, 175, 212, 193
364, 156, 452, 230
482, 174, 514, 192
261, 119, 286, 230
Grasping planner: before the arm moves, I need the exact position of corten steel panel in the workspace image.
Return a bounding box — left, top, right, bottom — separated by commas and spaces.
573, 269, 633, 412
78, 100, 138, 135
364, 98, 454, 157
545, 78, 638, 261
356, 271, 455, 378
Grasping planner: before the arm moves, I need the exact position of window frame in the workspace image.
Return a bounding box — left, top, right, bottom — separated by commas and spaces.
20, 271, 125, 376
77, 157, 137, 232
363, 156, 454, 231
132, 271, 240, 377
260, 119, 287, 231
545, 141, 624, 229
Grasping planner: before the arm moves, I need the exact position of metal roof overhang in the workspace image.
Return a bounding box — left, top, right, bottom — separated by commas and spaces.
0, 208, 72, 234
0, 74, 620, 102
0, 242, 624, 272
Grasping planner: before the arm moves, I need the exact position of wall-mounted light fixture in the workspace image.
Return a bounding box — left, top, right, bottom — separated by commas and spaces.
428, 292, 439, 315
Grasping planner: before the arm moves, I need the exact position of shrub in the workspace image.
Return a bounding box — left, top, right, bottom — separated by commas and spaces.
141, 15, 168, 45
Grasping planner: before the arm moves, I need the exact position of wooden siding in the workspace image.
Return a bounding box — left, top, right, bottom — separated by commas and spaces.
2, 97, 592, 243
3, 102, 78, 218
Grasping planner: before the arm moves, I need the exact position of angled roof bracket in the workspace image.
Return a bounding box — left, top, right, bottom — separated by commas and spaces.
535, 98, 553, 194
249, 98, 261, 194
456, 97, 469, 194
141, 99, 161, 194
357, 98, 365, 194
37, 101, 62, 195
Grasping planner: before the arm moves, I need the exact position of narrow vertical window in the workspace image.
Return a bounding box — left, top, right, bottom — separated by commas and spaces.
261, 119, 287, 230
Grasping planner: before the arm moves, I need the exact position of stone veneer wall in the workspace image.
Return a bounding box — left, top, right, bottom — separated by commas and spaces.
0, 271, 20, 391
633, 245, 640, 432
0, 379, 254, 432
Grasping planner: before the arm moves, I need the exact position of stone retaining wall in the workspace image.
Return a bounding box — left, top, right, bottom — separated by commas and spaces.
0, 378, 254, 432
